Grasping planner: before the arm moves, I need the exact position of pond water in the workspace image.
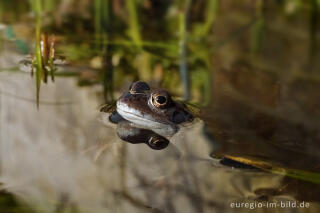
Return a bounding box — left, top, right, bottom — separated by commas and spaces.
0, 1, 320, 213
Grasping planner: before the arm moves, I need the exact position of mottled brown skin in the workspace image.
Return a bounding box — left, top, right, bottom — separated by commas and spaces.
117, 81, 194, 125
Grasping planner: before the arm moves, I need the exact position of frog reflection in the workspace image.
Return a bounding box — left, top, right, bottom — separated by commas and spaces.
106, 81, 194, 150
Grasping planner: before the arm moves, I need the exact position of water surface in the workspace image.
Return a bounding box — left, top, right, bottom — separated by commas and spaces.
1, 1, 320, 212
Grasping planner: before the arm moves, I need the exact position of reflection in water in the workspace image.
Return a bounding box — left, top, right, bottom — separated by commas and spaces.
116, 119, 170, 150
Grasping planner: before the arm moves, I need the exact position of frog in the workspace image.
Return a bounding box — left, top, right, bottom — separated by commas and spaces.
105, 81, 194, 150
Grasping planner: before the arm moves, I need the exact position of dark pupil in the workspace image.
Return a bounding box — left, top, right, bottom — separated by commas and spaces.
156, 96, 166, 104
156, 96, 167, 104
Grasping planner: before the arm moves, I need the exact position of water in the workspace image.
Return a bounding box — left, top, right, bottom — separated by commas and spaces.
1, 1, 320, 212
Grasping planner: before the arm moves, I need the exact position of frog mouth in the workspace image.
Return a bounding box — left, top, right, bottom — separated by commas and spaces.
116, 101, 178, 135
116, 101, 164, 126
117, 101, 178, 133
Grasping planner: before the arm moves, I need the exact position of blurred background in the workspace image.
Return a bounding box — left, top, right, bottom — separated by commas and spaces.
1, 0, 320, 212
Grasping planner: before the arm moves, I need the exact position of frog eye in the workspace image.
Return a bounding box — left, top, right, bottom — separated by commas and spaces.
156, 96, 167, 104
129, 81, 150, 94
152, 94, 168, 107
150, 90, 172, 109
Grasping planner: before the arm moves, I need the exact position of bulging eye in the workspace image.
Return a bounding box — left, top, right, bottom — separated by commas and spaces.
129, 81, 150, 94
150, 90, 172, 109
153, 94, 168, 107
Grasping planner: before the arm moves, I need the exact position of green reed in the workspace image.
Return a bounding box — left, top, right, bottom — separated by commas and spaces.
94, 0, 103, 49
126, 0, 142, 50
309, 0, 319, 71
30, 0, 44, 108
178, 0, 191, 100
201, 0, 219, 36
28, 0, 58, 107
94, 0, 115, 102
250, 0, 264, 55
